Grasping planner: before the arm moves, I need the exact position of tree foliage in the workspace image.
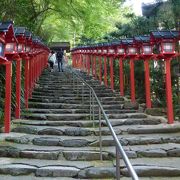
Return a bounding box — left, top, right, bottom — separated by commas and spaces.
105, 0, 180, 41
0, 0, 124, 43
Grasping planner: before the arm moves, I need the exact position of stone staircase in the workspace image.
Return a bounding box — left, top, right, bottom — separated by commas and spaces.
0, 68, 180, 179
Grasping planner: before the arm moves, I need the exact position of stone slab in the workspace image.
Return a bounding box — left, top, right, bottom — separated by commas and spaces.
35, 166, 79, 177
0, 157, 113, 169
0, 164, 36, 175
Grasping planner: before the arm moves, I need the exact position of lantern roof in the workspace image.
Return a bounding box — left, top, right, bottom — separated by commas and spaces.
14, 27, 27, 44
0, 21, 14, 32
25, 30, 32, 38
111, 41, 121, 46
150, 30, 179, 40
96, 43, 104, 47
134, 35, 150, 43
121, 38, 134, 45
32, 36, 41, 43
0, 21, 14, 37
14, 27, 26, 36
102, 42, 111, 47
0, 21, 17, 44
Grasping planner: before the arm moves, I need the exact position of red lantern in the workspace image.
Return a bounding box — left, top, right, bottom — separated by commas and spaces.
134, 35, 155, 109
150, 30, 179, 124
122, 38, 139, 102
15, 27, 27, 54
150, 30, 179, 58
0, 32, 5, 59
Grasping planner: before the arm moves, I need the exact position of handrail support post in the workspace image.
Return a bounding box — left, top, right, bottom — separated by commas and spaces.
92, 93, 95, 128
99, 107, 102, 161
90, 90, 92, 121
116, 145, 120, 180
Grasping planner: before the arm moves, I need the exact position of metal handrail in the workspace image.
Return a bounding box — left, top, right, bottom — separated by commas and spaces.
68, 67, 139, 180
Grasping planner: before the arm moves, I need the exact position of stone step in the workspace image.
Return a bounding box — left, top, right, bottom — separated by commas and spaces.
0, 144, 117, 161
29, 98, 124, 105
33, 88, 113, 93
0, 175, 80, 180
28, 102, 124, 109
32, 91, 116, 97
38, 83, 101, 87
32, 90, 114, 96
36, 86, 113, 91
13, 117, 162, 127
22, 113, 91, 121
33, 85, 111, 90
4, 175, 176, 180
22, 112, 148, 121
127, 123, 180, 134
1, 141, 180, 161
25, 108, 137, 114
0, 157, 112, 170
41, 122, 176, 135
13, 119, 96, 127
38, 79, 100, 83
4, 132, 180, 147
30, 95, 124, 101
28, 102, 90, 109
0, 157, 115, 178
118, 157, 180, 177
11, 125, 120, 135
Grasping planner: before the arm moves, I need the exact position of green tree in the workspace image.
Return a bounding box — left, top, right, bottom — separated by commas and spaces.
0, 0, 124, 43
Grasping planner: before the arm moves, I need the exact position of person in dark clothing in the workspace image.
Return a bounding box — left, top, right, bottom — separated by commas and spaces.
56, 49, 64, 72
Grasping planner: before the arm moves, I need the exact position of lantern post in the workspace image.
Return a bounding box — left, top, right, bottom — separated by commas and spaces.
86, 48, 91, 75
75, 48, 78, 68
134, 35, 154, 108
28, 48, 33, 98
4, 23, 22, 121
84, 47, 87, 72
150, 30, 179, 124
71, 48, 76, 68
107, 43, 115, 90
93, 46, 98, 79
89, 48, 93, 76
73, 49, 77, 68
90, 46, 95, 77
85, 47, 88, 72
115, 41, 126, 96
97, 44, 103, 83
73, 48, 78, 68
0, 22, 12, 133
29, 36, 40, 97
78, 49, 82, 69
14, 27, 28, 117
76, 49, 79, 68
74, 48, 78, 68
123, 39, 139, 102
23, 30, 32, 109
81, 48, 84, 71
71, 48, 75, 67
102, 43, 108, 87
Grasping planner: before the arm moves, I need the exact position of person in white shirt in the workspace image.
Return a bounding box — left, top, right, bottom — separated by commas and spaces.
48, 51, 56, 72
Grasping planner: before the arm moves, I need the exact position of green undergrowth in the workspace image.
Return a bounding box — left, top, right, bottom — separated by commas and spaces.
0, 110, 4, 126
21, 111, 33, 116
